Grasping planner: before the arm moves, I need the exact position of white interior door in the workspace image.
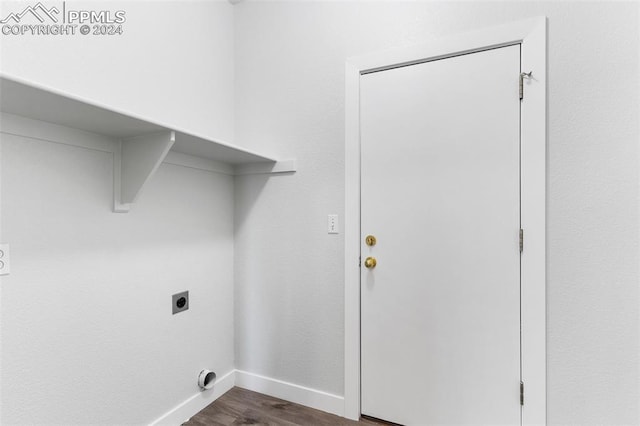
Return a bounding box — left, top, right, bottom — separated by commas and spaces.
360, 45, 521, 425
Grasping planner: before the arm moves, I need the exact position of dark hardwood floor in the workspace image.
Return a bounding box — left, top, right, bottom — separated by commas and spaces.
184, 387, 390, 426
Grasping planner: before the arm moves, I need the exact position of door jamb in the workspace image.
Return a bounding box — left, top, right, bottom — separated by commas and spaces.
344, 17, 546, 425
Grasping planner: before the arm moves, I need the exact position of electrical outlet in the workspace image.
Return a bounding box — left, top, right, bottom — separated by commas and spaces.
0, 244, 10, 276
172, 291, 189, 314
328, 214, 339, 234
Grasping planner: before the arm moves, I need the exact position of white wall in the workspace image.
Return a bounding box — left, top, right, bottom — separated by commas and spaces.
0, 0, 235, 142
0, 117, 235, 425
0, 1, 237, 424
233, 2, 639, 424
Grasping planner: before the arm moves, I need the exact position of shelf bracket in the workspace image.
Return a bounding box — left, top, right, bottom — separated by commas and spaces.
113, 131, 175, 213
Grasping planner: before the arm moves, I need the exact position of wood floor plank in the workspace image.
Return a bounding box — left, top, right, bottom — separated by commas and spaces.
183, 387, 389, 426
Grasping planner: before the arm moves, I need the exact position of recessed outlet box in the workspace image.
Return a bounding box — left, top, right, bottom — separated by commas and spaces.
172, 291, 189, 314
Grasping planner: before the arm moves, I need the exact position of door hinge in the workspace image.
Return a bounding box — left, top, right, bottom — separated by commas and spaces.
519, 71, 532, 100
520, 381, 524, 405
519, 229, 524, 253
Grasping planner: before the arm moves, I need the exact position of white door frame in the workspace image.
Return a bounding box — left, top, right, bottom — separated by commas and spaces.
344, 17, 546, 425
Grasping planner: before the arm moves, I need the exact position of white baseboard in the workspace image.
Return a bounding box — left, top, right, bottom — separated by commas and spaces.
149, 370, 235, 426
150, 369, 345, 425
234, 369, 344, 417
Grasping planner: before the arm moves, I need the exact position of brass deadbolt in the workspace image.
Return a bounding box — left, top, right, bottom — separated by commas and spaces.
364, 257, 377, 269
365, 235, 377, 246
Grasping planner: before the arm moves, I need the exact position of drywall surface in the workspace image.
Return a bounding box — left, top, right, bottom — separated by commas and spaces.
0, 2, 236, 422
0, 0, 235, 142
233, 1, 639, 424
0, 123, 234, 424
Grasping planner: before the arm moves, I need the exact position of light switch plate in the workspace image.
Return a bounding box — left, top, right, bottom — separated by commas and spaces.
328, 215, 339, 234
0, 244, 10, 276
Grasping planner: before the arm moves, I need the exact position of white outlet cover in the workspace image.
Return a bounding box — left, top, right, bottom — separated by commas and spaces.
0, 243, 10, 275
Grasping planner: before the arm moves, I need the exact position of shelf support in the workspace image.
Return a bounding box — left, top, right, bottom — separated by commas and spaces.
113, 131, 175, 213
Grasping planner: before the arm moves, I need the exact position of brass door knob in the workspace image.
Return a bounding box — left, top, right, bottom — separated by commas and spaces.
364, 257, 377, 269
365, 235, 377, 246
